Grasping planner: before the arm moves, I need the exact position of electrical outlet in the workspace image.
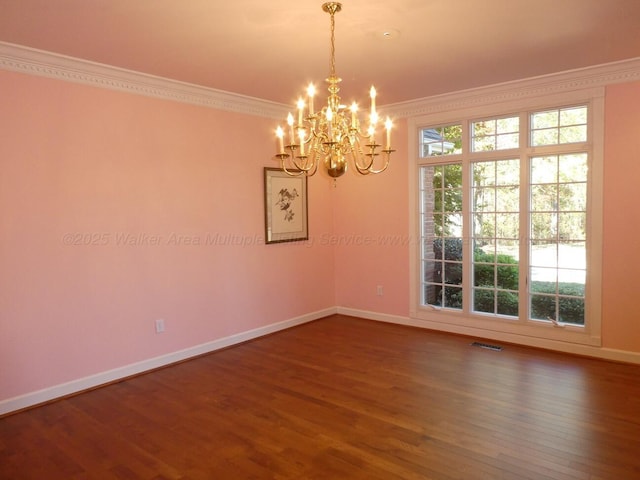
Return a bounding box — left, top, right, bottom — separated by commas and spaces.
376, 285, 384, 296
155, 319, 165, 334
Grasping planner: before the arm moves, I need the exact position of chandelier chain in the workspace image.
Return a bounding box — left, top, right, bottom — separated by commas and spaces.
329, 9, 336, 77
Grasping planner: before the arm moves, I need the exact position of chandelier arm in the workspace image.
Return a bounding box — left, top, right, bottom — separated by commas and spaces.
350, 137, 375, 171
306, 159, 319, 176
318, 137, 333, 154
365, 164, 391, 175
301, 146, 324, 176
284, 151, 319, 176
280, 158, 307, 177
349, 136, 393, 175
353, 157, 375, 175
308, 115, 320, 137
282, 168, 306, 177
360, 152, 393, 175
291, 155, 315, 173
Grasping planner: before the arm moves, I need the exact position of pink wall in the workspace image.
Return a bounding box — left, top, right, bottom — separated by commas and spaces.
602, 81, 640, 352
333, 118, 410, 316
2, 69, 640, 407
0, 70, 335, 401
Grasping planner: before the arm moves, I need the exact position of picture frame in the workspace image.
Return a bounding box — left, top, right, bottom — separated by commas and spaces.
264, 167, 308, 244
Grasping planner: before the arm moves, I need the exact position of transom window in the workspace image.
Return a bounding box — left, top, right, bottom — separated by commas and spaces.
531, 106, 587, 146
471, 115, 519, 151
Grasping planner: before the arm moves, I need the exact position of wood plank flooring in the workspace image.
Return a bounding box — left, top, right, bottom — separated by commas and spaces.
1, 314, 640, 479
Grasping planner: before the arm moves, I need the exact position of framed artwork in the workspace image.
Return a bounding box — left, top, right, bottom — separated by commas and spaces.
264, 168, 308, 244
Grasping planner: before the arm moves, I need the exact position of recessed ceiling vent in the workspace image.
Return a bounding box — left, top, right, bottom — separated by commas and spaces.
470, 341, 503, 351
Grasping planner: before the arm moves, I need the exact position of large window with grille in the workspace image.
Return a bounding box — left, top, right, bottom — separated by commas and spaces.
414, 97, 602, 345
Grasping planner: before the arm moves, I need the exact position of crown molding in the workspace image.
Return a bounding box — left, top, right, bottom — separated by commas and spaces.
385, 57, 640, 118
0, 41, 289, 119
2, 41, 639, 121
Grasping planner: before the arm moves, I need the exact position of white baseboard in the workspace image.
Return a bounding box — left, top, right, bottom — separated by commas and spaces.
0, 307, 336, 416
337, 307, 640, 365
4, 305, 638, 416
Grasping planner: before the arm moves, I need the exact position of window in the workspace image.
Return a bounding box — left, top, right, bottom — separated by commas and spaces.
421, 163, 463, 309
471, 116, 519, 151
531, 106, 587, 146
412, 94, 602, 346
472, 158, 520, 317
421, 125, 461, 156
529, 153, 587, 325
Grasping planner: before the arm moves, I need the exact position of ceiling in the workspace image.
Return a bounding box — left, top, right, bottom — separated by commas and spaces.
1, 0, 640, 106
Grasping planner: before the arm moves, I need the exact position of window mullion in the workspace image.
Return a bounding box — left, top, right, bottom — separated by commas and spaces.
519, 156, 531, 324
516, 112, 530, 324
461, 123, 472, 314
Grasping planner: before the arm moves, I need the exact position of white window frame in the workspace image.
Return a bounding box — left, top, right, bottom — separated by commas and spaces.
409, 88, 604, 347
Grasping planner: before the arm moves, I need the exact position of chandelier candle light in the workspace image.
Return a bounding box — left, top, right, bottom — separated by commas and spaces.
274, 2, 394, 178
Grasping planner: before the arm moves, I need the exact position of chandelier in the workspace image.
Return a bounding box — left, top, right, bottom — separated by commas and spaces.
274, 2, 394, 178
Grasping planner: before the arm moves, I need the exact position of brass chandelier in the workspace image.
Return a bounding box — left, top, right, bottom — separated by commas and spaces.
274, 2, 394, 178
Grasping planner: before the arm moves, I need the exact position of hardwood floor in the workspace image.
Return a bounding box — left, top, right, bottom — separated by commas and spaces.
1, 314, 640, 479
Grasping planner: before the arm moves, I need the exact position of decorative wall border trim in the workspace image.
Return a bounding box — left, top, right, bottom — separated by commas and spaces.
384, 57, 640, 118
0, 41, 289, 119
3, 42, 639, 121
0, 307, 337, 417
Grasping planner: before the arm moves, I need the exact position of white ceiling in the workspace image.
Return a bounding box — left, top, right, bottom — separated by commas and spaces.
1, 0, 640, 106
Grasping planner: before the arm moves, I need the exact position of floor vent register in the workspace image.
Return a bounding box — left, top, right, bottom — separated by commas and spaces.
470, 341, 503, 351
